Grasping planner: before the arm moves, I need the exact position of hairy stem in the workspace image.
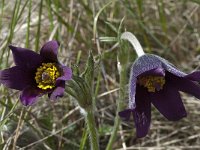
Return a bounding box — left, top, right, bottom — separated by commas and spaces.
106, 64, 127, 150
121, 32, 145, 57
85, 107, 99, 150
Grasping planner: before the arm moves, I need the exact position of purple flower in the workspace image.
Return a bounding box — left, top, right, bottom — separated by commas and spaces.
119, 54, 200, 138
0, 41, 72, 106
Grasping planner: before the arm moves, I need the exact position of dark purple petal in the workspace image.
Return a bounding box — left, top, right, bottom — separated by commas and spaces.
56, 66, 72, 84
133, 85, 151, 138
0, 66, 34, 90
119, 109, 132, 121
167, 72, 200, 99
9, 45, 43, 70
150, 82, 187, 121
184, 71, 200, 82
40, 40, 59, 62
49, 81, 65, 100
138, 68, 165, 78
20, 86, 43, 106
131, 54, 164, 78
129, 54, 164, 109
154, 54, 187, 77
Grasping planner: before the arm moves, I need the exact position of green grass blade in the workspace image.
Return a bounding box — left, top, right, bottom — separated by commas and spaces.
35, 0, 43, 51
25, 0, 32, 48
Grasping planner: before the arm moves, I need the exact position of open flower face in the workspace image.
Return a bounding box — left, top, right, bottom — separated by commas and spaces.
119, 54, 200, 138
0, 41, 72, 106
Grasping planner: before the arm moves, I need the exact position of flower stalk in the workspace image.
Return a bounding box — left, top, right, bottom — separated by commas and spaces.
106, 32, 132, 150
121, 32, 145, 57
106, 32, 145, 149
67, 77, 99, 150
66, 52, 99, 150
106, 63, 127, 150
84, 106, 99, 150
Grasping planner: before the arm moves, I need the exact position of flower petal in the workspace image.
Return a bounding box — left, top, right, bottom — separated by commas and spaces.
138, 67, 165, 77
129, 54, 164, 109
56, 66, 72, 83
119, 109, 132, 121
167, 72, 200, 99
150, 82, 187, 121
133, 85, 151, 138
9, 45, 43, 70
40, 40, 59, 62
184, 71, 200, 82
0, 66, 35, 90
154, 54, 187, 77
20, 86, 43, 106
49, 81, 65, 100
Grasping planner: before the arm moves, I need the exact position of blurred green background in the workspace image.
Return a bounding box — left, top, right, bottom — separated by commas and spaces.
0, 0, 200, 149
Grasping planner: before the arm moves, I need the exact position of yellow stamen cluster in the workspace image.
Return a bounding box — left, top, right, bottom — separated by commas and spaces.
35, 63, 60, 90
138, 75, 165, 92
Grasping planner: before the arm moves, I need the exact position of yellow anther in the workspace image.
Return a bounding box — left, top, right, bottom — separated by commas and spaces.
138, 75, 165, 92
35, 63, 61, 90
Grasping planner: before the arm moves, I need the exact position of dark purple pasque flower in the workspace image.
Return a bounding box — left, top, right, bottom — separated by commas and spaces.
0, 41, 72, 106
119, 54, 200, 138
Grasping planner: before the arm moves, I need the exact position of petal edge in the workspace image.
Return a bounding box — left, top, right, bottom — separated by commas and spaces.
40, 40, 59, 62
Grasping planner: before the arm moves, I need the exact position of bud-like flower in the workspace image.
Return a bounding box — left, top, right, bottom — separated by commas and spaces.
119, 54, 200, 138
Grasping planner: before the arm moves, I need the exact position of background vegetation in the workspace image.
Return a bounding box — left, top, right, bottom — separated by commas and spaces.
0, 0, 200, 149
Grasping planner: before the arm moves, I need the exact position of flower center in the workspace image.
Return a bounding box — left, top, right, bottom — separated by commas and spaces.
138, 75, 165, 92
35, 63, 61, 90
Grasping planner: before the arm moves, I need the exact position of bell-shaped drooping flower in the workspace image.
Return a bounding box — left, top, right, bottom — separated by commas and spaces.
119, 32, 200, 138
0, 41, 72, 106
